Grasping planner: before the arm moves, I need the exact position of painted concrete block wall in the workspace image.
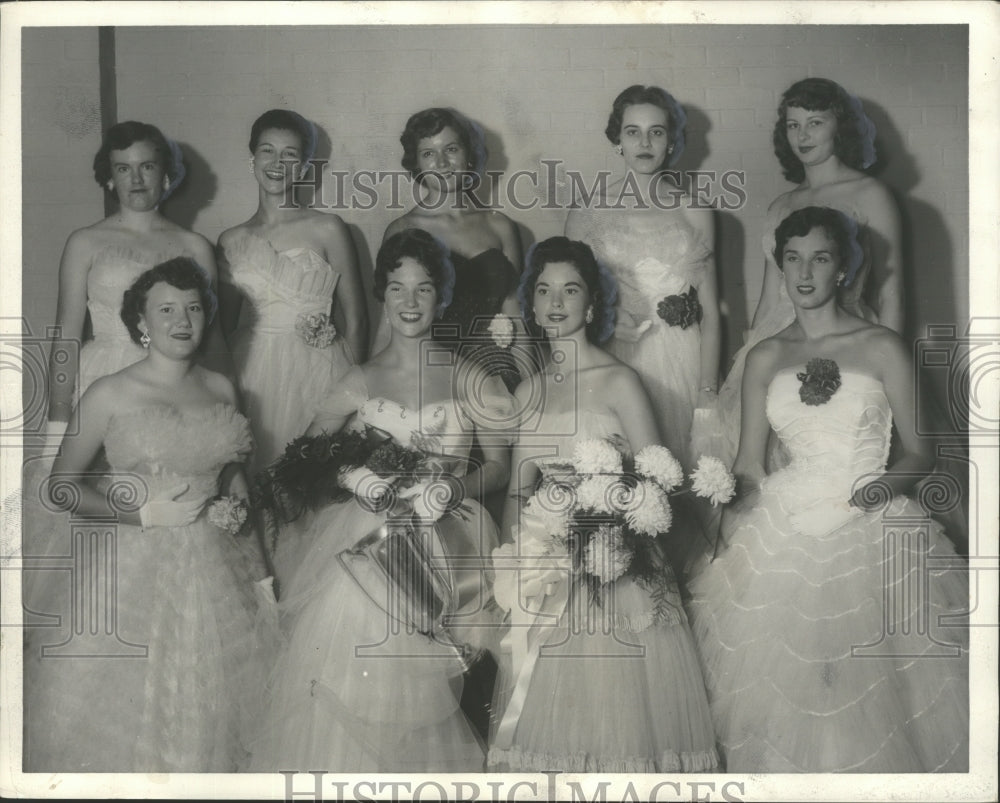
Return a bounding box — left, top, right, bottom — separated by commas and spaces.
22, 24, 969, 368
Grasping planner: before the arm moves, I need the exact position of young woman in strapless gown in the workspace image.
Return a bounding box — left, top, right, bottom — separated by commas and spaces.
247, 229, 511, 772
488, 236, 718, 773
376, 107, 524, 390
217, 110, 368, 589
24, 259, 267, 772
218, 109, 367, 476
686, 207, 967, 772
704, 78, 903, 470
566, 85, 720, 472
44, 121, 222, 448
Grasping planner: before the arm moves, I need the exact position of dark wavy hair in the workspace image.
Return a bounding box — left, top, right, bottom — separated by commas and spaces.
773, 78, 878, 184
399, 107, 487, 182
374, 228, 456, 318
120, 257, 218, 345
248, 108, 317, 163
518, 236, 617, 344
773, 206, 865, 288
605, 85, 687, 169
93, 121, 183, 195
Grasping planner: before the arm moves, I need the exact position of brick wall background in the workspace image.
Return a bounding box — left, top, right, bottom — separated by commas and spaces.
21, 24, 969, 368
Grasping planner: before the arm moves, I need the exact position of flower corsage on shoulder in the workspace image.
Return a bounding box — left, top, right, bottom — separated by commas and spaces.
514, 438, 735, 603
796, 357, 842, 406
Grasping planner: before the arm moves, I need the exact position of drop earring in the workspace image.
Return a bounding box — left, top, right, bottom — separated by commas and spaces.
585, 307, 594, 324
614, 144, 623, 155
836, 271, 847, 286
106, 180, 114, 192
162, 174, 171, 192
249, 157, 255, 175
140, 330, 150, 349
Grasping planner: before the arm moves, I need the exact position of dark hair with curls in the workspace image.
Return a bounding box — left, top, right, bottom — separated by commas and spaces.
605, 85, 687, 169
92, 121, 175, 191
399, 107, 487, 181
773, 78, 877, 184
518, 236, 618, 344
248, 108, 317, 162
120, 257, 218, 346
374, 228, 456, 318
773, 206, 865, 288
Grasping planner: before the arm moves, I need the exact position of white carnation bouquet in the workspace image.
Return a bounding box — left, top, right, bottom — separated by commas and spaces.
519, 438, 735, 596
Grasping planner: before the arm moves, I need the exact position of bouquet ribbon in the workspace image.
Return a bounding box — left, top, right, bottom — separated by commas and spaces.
490, 516, 574, 750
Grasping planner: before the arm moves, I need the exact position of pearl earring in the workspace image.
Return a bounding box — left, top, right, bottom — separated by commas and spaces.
162, 174, 170, 192
585, 307, 594, 324
140, 331, 150, 349
106, 180, 114, 192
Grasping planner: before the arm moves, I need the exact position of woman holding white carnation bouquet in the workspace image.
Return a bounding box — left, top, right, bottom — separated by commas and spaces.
687, 207, 968, 772
247, 228, 512, 772
488, 236, 721, 773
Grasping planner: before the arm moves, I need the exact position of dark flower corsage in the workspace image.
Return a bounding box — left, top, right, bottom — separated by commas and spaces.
657, 286, 702, 329
796, 358, 842, 406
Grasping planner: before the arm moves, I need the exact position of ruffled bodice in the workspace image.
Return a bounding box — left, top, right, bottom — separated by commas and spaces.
105, 403, 252, 501
765, 368, 891, 502
350, 395, 473, 473
687, 365, 969, 773
87, 245, 184, 343
222, 232, 341, 334
574, 209, 711, 324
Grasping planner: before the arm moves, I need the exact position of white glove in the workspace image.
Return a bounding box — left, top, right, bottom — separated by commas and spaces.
139, 483, 209, 528
43, 420, 69, 454
613, 314, 653, 343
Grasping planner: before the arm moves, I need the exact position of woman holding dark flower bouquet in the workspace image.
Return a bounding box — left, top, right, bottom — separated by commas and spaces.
24, 258, 268, 772
565, 85, 720, 471
246, 228, 511, 772
217, 109, 366, 478
488, 236, 719, 773
686, 207, 968, 772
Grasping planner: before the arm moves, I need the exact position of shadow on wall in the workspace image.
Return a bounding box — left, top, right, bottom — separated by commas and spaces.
675, 104, 750, 368
864, 98, 960, 345
161, 142, 218, 233
714, 210, 746, 369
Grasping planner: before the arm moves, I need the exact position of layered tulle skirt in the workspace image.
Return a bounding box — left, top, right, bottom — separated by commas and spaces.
23, 516, 267, 772
687, 469, 969, 772
488, 562, 719, 773
247, 498, 499, 773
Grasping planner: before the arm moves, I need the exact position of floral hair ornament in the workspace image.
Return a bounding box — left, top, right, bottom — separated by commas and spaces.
844, 90, 877, 170
797, 357, 842, 406
159, 137, 187, 203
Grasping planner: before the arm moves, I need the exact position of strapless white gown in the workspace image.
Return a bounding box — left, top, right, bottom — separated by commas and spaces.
687, 369, 969, 772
